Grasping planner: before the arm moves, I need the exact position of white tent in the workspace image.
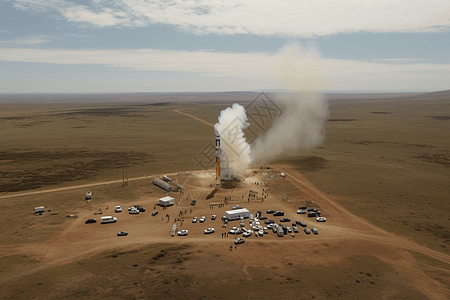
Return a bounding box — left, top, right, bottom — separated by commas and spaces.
159, 196, 175, 207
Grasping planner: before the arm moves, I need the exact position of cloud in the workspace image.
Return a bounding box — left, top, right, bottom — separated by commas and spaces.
9, 0, 450, 36
0, 35, 52, 46
0, 47, 449, 92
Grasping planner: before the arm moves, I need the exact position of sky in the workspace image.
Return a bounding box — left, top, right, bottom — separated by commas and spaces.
0, 0, 449, 93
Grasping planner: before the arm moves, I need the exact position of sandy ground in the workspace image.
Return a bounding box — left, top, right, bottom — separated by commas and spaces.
0, 96, 449, 299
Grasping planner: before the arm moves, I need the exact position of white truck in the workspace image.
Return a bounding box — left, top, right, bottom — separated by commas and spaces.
100, 216, 117, 224
34, 206, 45, 214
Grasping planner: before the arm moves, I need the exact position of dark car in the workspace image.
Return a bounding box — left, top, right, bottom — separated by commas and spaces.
85, 218, 97, 224
280, 218, 290, 222
296, 220, 307, 227
308, 212, 317, 218
259, 216, 268, 220
298, 206, 307, 209
151, 211, 158, 216
266, 210, 274, 214
117, 231, 128, 236
273, 211, 284, 216
291, 223, 297, 227
134, 205, 146, 212
264, 220, 275, 224
304, 228, 311, 234
306, 208, 315, 212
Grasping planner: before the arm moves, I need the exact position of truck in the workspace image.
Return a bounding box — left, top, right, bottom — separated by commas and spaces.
277, 225, 284, 237
34, 206, 45, 215
100, 216, 117, 224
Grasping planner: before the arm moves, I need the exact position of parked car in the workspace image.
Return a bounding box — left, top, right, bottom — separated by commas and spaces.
293, 226, 299, 233
311, 228, 318, 234
134, 205, 145, 212
234, 238, 245, 244
211, 215, 217, 220
273, 211, 284, 216
266, 210, 274, 214
259, 216, 268, 220
129, 208, 139, 214
128, 207, 134, 211
204, 228, 215, 234
264, 220, 275, 224
287, 227, 292, 233
280, 218, 290, 222
297, 210, 306, 214
307, 208, 315, 212
267, 223, 277, 229
115, 206, 122, 213
192, 217, 198, 223
117, 231, 128, 236
308, 212, 317, 217
151, 210, 158, 216
298, 206, 307, 209
304, 228, 311, 234
85, 218, 97, 224
243, 231, 253, 237
316, 217, 327, 222
200, 216, 206, 223
296, 221, 307, 227
178, 230, 188, 236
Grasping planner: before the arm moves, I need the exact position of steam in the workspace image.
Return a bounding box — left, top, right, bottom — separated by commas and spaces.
214, 103, 252, 177
250, 43, 329, 164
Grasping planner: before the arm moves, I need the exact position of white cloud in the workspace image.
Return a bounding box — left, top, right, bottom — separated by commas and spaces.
10, 0, 450, 36
0, 47, 448, 92
0, 35, 51, 46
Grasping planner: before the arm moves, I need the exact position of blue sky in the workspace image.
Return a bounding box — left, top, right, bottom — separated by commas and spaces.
0, 0, 449, 93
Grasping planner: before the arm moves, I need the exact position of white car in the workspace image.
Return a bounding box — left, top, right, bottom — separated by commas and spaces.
297, 210, 307, 214
258, 230, 264, 236
204, 228, 215, 234
232, 227, 238, 231
243, 230, 253, 237
178, 230, 189, 236
200, 216, 206, 223
115, 206, 122, 213
316, 217, 327, 222
129, 208, 139, 214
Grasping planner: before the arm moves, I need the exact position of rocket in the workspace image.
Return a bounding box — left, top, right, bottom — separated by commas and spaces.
215, 130, 221, 187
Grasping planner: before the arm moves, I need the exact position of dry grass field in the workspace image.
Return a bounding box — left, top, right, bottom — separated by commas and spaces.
0, 92, 449, 299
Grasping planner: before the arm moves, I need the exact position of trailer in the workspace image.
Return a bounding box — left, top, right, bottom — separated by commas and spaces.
159, 196, 175, 207
223, 208, 250, 221
100, 216, 117, 224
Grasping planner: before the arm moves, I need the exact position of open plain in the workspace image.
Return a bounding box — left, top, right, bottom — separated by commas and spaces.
0, 92, 449, 299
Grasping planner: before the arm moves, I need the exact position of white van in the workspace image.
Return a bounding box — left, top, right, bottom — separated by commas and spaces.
101, 216, 117, 224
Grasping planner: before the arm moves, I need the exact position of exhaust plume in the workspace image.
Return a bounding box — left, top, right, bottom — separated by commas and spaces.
250, 43, 329, 163
214, 103, 252, 178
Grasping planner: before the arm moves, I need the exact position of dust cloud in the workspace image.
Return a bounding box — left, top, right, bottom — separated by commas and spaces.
249, 43, 329, 164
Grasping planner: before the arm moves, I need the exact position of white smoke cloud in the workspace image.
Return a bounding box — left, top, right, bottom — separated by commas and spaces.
214, 103, 252, 178
250, 43, 330, 163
